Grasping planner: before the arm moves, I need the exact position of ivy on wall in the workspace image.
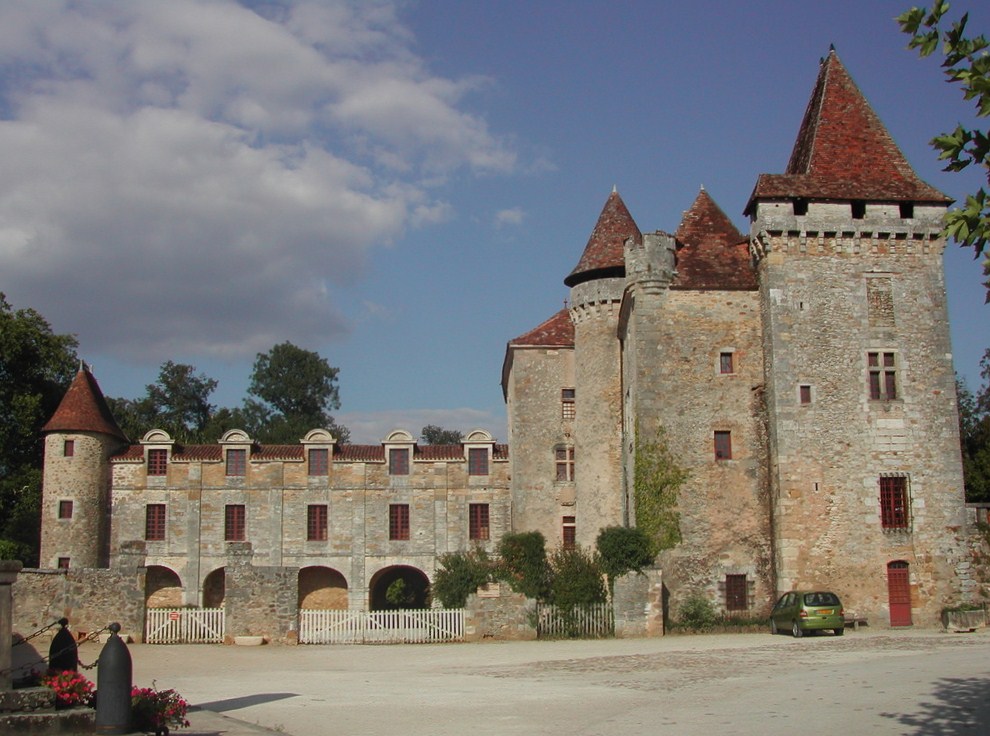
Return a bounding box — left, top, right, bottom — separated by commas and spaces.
633, 424, 688, 553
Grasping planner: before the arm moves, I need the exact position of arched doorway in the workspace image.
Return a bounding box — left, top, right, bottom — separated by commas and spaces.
887, 560, 912, 627
145, 565, 182, 608
298, 567, 348, 609
369, 565, 430, 610
203, 567, 225, 608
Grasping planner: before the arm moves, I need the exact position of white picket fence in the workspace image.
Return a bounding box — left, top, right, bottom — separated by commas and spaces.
298, 608, 465, 644
536, 602, 614, 639
145, 608, 225, 644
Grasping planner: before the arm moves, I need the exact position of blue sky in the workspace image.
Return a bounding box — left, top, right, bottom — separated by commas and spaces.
0, 0, 986, 443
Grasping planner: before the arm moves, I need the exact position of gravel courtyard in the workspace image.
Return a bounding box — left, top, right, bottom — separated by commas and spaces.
78, 628, 990, 735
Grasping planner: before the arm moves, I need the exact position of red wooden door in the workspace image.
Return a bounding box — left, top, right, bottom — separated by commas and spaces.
887, 561, 912, 627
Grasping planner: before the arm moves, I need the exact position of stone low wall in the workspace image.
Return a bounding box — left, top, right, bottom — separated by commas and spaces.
463, 584, 537, 641
613, 568, 664, 638
12, 568, 146, 643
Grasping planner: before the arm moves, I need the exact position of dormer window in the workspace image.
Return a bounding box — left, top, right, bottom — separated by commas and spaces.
389, 448, 410, 475
468, 448, 489, 476
301, 429, 335, 478
147, 449, 168, 476
226, 449, 246, 476
463, 429, 496, 479
219, 429, 252, 478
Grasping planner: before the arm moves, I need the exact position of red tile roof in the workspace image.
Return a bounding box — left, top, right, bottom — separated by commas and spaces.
508, 309, 574, 348
673, 189, 756, 291
42, 367, 128, 442
564, 189, 642, 287
745, 50, 949, 212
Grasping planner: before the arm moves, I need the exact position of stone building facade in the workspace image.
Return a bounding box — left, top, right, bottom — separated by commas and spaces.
502, 50, 973, 626
34, 50, 976, 632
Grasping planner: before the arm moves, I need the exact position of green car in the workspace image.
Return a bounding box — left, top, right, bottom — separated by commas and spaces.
770, 591, 845, 637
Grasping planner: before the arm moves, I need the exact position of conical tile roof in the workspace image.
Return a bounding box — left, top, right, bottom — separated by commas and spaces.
42, 366, 128, 442
564, 189, 642, 287
746, 49, 949, 212
674, 188, 756, 290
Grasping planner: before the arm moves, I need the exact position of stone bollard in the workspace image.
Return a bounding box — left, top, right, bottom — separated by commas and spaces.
48, 618, 78, 673
95, 623, 132, 734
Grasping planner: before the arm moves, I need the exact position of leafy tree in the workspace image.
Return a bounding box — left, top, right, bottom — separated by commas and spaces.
0, 293, 78, 564
107, 362, 218, 443
633, 425, 688, 553
246, 342, 349, 443
899, 2, 990, 298
431, 548, 493, 607
596, 526, 655, 592
959, 351, 990, 501
546, 546, 606, 609
496, 531, 550, 600
420, 425, 464, 445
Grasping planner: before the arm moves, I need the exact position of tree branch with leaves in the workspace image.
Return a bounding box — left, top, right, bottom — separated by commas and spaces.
899, 1, 990, 298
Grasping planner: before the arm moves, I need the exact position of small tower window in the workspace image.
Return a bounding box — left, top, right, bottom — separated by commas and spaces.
58, 500, 73, 519
851, 200, 866, 219
63, 440, 74, 457
799, 385, 813, 405
899, 202, 914, 219
562, 516, 576, 549
793, 198, 808, 216
561, 388, 576, 420
714, 431, 732, 460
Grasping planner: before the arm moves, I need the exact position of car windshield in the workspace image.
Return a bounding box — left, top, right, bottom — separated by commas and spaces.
803, 592, 839, 606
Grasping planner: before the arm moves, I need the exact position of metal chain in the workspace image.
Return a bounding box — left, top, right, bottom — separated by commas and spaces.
11, 618, 64, 647
0, 624, 112, 679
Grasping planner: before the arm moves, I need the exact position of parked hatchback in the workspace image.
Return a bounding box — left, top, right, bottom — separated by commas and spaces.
770, 591, 845, 637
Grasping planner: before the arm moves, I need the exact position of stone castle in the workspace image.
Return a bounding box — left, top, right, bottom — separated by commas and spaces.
34, 50, 976, 630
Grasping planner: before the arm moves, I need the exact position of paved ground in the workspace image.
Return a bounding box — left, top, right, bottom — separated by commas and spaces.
72, 628, 990, 735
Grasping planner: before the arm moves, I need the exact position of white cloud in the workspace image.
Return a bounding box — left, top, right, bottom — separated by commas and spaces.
0, 0, 516, 362
494, 207, 525, 228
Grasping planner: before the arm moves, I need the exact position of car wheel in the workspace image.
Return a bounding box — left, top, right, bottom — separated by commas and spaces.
834, 627, 844, 636
791, 621, 802, 638
770, 619, 778, 635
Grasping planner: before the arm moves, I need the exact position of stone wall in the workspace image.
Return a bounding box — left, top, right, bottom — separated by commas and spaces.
613, 568, 663, 638
463, 583, 536, 641
225, 550, 300, 644
12, 568, 146, 643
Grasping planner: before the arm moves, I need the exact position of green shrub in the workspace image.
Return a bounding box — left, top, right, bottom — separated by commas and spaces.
547, 546, 606, 608
596, 526, 654, 589
431, 548, 493, 608
677, 594, 717, 630
496, 532, 550, 600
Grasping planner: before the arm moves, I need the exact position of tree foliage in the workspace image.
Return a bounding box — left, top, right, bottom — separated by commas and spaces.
899, 1, 990, 297
247, 342, 349, 443
959, 350, 990, 501
0, 293, 78, 564
419, 425, 463, 445
595, 526, 655, 591
495, 531, 550, 600
546, 546, 606, 609
633, 425, 688, 553
431, 548, 493, 608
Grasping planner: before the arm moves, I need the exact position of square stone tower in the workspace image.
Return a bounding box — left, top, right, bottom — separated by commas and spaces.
745, 49, 967, 625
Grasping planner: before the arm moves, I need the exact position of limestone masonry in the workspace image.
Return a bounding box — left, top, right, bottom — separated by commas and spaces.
31, 51, 983, 635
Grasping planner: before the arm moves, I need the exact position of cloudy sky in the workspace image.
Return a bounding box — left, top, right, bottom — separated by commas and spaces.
1, 0, 987, 443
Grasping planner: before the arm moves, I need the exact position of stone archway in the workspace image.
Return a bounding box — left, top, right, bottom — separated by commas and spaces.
368, 565, 430, 611
145, 565, 182, 608
203, 567, 225, 608
298, 566, 348, 609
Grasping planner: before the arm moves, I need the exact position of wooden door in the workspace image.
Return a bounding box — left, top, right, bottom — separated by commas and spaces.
887, 561, 912, 627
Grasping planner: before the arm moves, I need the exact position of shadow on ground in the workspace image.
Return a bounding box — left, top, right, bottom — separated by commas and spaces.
882, 675, 990, 734
194, 693, 298, 713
